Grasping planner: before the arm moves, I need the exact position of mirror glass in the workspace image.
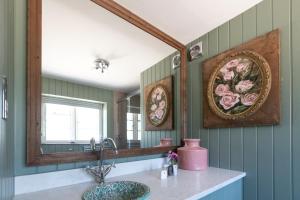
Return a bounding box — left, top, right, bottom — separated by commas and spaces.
40, 0, 177, 154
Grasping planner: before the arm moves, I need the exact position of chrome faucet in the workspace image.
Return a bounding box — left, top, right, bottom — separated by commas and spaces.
86, 138, 118, 184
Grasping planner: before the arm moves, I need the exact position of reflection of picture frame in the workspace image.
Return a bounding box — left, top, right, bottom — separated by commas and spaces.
202, 29, 280, 128
172, 54, 181, 69
144, 76, 173, 131
189, 41, 202, 61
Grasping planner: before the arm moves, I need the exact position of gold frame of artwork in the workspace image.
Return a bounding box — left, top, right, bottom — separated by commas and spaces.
202, 29, 280, 128
207, 50, 272, 120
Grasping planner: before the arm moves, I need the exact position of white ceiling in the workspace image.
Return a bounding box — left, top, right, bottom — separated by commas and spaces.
116, 0, 263, 44
42, 0, 262, 92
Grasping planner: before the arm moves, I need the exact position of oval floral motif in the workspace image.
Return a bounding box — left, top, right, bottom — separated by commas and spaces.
207, 50, 272, 120
146, 85, 169, 126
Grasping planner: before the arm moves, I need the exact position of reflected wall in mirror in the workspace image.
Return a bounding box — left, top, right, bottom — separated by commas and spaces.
39, 0, 179, 154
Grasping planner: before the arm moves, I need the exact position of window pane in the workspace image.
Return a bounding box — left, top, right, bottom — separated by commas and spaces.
127, 121, 133, 131
76, 107, 100, 141
127, 113, 133, 120
138, 131, 141, 140
138, 114, 141, 120
138, 121, 141, 131
127, 131, 133, 140
45, 103, 74, 141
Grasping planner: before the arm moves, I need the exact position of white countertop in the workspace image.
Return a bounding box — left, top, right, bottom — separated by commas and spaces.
14, 167, 246, 200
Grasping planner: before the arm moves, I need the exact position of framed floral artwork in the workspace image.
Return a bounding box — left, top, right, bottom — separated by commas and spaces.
202, 29, 280, 128
144, 76, 173, 131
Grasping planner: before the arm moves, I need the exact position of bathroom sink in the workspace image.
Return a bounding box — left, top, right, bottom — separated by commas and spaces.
82, 181, 150, 200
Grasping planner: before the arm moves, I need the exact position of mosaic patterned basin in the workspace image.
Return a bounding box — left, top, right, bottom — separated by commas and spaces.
82, 181, 150, 200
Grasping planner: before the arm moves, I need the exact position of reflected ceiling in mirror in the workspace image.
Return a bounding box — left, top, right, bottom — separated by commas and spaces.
42, 0, 175, 92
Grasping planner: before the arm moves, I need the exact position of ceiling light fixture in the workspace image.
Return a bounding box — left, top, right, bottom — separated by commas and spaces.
95, 58, 109, 73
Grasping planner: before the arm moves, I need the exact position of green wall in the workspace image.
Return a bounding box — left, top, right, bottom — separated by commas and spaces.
187, 0, 300, 200
0, 0, 15, 199
140, 53, 181, 148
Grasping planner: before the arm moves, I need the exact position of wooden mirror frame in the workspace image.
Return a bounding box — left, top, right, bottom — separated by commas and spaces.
27, 0, 187, 166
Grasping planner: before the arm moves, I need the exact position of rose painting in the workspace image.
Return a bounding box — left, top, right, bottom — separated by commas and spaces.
203, 30, 280, 128
212, 57, 262, 116
206, 50, 273, 122
144, 76, 173, 131
147, 86, 169, 126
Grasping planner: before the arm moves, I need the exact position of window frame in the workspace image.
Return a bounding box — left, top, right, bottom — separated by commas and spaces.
41, 94, 105, 144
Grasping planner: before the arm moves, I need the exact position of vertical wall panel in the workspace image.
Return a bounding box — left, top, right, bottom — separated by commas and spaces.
208, 29, 219, 167
229, 15, 244, 172
242, 7, 258, 200
199, 34, 209, 150
0, 0, 14, 199
256, 1, 274, 200
292, 0, 300, 199
273, 0, 292, 199
217, 23, 231, 170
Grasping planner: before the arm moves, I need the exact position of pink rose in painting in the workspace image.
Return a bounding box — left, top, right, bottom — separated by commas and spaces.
154, 87, 163, 95
236, 63, 249, 73
215, 84, 231, 96
150, 112, 156, 120
223, 70, 235, 81
159, 100, 166, 109
151, 104, 157, 111
235, 80, 254, 93
157, 94, 162, 101
220, 59, 240, 74
241, 93, 258, 106
225, 59, 240, 69
219, 93, 240, 110
155, 109, 164, 120
151, 93, 157, 102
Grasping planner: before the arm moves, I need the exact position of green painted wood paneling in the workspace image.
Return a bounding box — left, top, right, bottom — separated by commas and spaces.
292, 0, 300, 200
273, 0, 292, 199
140, 53, 181, 148
187, 0, 298, 199
0, 0, 15, 199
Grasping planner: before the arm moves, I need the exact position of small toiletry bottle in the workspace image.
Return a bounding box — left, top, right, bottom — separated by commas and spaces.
167, 164, 174, 176
160, 165, 168, 180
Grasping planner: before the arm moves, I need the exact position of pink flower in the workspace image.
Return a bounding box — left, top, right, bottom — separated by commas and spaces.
154, 88, 163, 95
223, 71, 235, 81
150, 112, 156, 120
220, 93, 240, 110
225, 59, 240, 69
151, 93, 157, 102
151, 104, 157, 111
241, 93, 258, 106
236, 63, 249, 73
235, 80, 254, 93
157, 94, 162, 101
155, 109, 164, 119
215, 84, 231, 96
220, 58, 241, 74
159, 100, 166, 109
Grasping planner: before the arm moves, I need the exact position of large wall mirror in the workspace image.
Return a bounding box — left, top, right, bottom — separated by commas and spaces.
27, 0, 187, 166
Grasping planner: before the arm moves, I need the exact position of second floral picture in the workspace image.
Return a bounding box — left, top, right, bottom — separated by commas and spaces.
144, 76, 173, 131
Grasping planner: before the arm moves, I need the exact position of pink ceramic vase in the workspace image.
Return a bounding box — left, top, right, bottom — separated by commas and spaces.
177, 139, 208, 171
